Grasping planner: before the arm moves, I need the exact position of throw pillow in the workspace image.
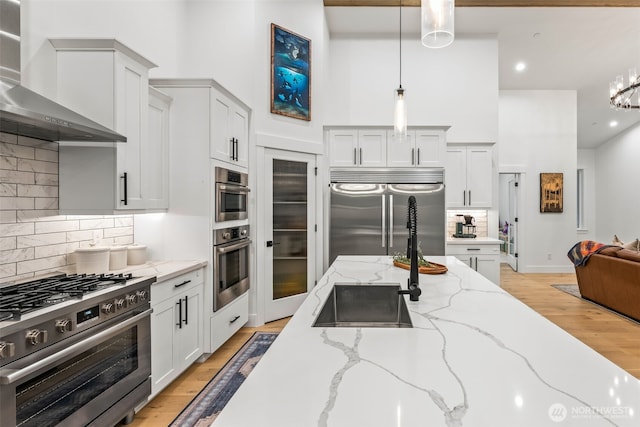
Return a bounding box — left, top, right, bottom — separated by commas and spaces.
622, 238, 640, 251
612, 234, 624, 246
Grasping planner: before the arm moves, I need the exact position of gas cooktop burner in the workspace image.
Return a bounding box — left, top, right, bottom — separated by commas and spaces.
0, 273, 135, 321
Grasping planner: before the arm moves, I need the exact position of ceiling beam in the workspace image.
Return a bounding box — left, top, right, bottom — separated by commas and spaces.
324, 0, 640, 6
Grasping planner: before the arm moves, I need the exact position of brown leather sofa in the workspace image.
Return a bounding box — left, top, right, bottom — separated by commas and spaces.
574, 245, 640, 322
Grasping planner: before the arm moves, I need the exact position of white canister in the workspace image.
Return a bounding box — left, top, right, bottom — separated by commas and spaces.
109, 246, 128, 270
127, 244, 147, 265
75, 247, 110, 274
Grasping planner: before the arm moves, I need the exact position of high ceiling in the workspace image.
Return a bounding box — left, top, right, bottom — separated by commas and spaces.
324, 2, 640, 149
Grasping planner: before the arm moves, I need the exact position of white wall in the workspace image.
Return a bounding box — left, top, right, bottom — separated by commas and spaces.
326, 36, 498, 143
594, 122, 640, 244
577, 148, 596, 241
499, 90, 577, 273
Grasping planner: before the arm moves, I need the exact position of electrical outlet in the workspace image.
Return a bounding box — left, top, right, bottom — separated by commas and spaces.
547, 253, 552, 261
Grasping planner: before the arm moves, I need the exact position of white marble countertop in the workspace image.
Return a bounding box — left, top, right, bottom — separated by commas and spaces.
447, 237, 502, 245
214, 256, 639, 427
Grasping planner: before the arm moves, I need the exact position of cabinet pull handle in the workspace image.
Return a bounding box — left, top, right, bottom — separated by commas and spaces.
230, 138, 235, 160
411, 148, 415, 165
353, 148, 357, 165
174, 280, 191, 288
463, 190, 466, 206
230, 315, 241, 324
359, 148, 363, 165
468, 190, 471, 205
466, 248, 481, 251
184, 296, 188, 325
417, 148, 420, 165
120, 172, 128, 206
176, 299, 183, 329
233, 138, 239, 161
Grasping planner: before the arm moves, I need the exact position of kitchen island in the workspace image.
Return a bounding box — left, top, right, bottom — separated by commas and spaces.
214, 256, 639, 427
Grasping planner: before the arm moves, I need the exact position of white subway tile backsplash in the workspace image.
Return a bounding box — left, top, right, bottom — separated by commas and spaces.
0, 248, 34, 264
18, 232, 67, 248
80, 218, 114, 230
35, 220, 79, 234
0, 183, 16, 196
35, 148, 58, 163
34, 198, 58, 210
17, 158, 57, 174
0, 169, 35, 184
0, 143, 35, 160
17, 184, 58, 198
1, 139, 133, 282
17, 255, 66, 275
0, 237, 16, 250
35, 173, 58, 186
0, 223, 35, 237
0, 211, 16, 223
0, 197, 35, 210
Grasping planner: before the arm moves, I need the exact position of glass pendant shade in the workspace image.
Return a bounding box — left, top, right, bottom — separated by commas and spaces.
394, 88, 408, 140
421, 0, 455, 49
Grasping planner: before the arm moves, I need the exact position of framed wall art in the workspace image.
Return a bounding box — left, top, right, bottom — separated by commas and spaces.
270, 23, 311, 121
540, 173, 563, 213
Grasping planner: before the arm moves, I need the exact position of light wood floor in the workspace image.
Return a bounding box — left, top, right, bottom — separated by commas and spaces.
130, 265, 640, 426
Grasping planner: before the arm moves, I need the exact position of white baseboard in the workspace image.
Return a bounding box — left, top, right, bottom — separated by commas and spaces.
246, 313, 264, 328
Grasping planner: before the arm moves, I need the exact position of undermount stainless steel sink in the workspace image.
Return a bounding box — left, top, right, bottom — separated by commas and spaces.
313, 283, 413, 328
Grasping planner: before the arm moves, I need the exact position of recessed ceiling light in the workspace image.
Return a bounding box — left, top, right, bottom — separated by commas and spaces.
610, 120, 618, 127
515, 62, 526, 72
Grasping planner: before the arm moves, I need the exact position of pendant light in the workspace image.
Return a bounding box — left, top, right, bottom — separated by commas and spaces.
394, 0, 408, 141
421, 0, 455, 49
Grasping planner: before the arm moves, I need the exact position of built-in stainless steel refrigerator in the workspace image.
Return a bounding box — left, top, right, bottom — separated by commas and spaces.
329, 168, 445, 264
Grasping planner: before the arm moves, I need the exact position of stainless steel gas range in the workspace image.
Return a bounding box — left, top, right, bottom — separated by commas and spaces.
0, 273, 155, 427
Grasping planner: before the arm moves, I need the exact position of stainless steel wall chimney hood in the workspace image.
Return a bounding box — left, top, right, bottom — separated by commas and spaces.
0, 0, 126, 142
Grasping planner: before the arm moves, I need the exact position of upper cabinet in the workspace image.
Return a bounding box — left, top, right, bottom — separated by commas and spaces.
146, 87, 172, 209
328, 129, 386, 167
211, 88, 249, 168
327, 127, 448, 168
51, 38, 166, 213
386, 128, 447, 168
446, 144, 493, 208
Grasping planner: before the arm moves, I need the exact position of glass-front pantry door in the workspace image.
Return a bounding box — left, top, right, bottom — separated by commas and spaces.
264, 149, 316, 322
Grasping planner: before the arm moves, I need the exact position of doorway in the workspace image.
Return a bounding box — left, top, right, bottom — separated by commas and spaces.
263, 149, 317, 322
499, 173, 520, 271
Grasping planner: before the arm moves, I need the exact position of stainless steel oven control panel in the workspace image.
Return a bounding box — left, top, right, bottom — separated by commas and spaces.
214, 225, 250, 245
0, 277, 153, 366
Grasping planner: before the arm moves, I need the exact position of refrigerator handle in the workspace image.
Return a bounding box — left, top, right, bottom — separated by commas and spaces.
381, 194, 386, 248
388, 194, 394, 248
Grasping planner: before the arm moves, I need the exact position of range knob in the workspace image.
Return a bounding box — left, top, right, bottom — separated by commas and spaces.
26, 329, 48, 346
102, 302, 115, 314
240, 229, 247, 236
55, 319, 72, 334
126, 293, 139, 305
0, 342, 15, 359
136, 290, 148, 302
115, 298, 127, 310
223, 232, 231, 239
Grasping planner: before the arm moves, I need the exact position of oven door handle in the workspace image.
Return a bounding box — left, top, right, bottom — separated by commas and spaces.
216, 239, 251, 253
0, 308, 153, 385
217, 184, 251, 193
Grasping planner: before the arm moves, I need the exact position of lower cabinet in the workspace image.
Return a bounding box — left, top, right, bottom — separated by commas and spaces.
447, 242, 500, 285
210, 292, 249, 353
150, 268, 204, 399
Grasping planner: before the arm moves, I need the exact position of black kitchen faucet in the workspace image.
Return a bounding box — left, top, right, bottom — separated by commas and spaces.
399, 196, 421, 301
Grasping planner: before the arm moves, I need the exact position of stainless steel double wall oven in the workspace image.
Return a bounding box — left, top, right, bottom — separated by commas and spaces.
215, 167, 249, 222
213, 225, 250, 311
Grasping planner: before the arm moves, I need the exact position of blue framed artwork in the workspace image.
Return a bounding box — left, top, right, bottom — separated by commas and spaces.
271, 23, 311, 121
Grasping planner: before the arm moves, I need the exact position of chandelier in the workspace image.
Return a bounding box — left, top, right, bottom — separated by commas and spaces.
610, 68, 639, 109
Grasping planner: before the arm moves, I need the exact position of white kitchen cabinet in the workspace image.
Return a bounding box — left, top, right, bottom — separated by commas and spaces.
328, 129, 386, 167
150, 268, 204, 399
211, 88, 249, 168
51, 38, 161, 213
446, 144, 493, 208
447, 241, 500, 285
210, 292, 249, 353
386, 128, 447, 168
145, 87, 172, 209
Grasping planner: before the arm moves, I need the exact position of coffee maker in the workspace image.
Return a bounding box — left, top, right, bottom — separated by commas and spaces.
453, 214, 476, 238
